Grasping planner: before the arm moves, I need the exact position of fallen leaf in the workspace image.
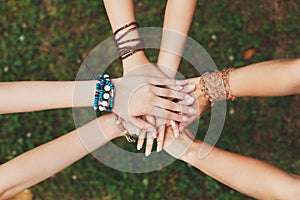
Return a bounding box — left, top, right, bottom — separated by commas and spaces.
243, 48, 256, 60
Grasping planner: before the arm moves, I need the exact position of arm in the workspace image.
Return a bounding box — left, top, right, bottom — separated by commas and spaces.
157, 0, 198, 78
155, 0, 201, 153
102, 0, 177, 155
103, 0, 157, 75
230, 59, 300, 96
0, 114, 121, 200
0, 78, 193, 129
0, 81, 80, 114
185, 58, 300, 124
163, 129, 300, 199
183, 139, 300, 199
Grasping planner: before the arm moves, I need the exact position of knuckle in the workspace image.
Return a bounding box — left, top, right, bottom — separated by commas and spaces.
168, 102, 178, 110
147, 85, 153, 93
166, 111, 175, 119
163, 89, 171, 97
156, 78, 163, 84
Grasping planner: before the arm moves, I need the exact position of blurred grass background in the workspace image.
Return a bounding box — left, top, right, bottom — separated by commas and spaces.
0, 0, 299, 199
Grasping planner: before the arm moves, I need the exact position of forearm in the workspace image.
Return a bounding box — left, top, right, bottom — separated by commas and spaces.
103, 0, 149, 74
181, 140, 300, 199
0, 80, 130, 114
230, 59, 300, 97
157, 0, 197, 78
0, 81, 97, 114
0, 114, 121, 199
103, 0, 136, 32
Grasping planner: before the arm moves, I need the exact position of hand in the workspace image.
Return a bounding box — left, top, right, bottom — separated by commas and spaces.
121, 52, 197, 156
179, 77, 210, 128
122, 53, 180, 156
112, 76, 196, 133
123, 120, 195, 160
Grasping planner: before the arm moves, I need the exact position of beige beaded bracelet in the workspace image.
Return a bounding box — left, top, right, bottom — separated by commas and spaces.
114, 114, 135, 143
199, 68, 237, 106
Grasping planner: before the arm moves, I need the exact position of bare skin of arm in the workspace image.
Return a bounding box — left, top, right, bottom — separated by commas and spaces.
0, 114, 122, 200
163, 128, 300, 200
157, 0, 198, 78
229, 59, 300, 96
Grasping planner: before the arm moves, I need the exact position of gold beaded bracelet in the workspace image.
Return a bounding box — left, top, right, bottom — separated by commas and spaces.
221, 68, 237, 101
199, 68, 237, 106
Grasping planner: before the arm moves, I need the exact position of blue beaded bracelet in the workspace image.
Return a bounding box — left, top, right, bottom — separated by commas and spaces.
93, 74, 114, 112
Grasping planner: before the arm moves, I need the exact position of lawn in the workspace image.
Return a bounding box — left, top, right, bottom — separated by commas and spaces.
0, 0, 299, 199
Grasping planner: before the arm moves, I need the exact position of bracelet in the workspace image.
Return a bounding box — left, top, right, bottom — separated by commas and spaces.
221, 68, 237, 101
93, 74, 114, 112
118, 41, 144, 60
114, 114, 135, 143
113, 22, 139, 36
199, 68, 237, 106
113, 22, 144, 60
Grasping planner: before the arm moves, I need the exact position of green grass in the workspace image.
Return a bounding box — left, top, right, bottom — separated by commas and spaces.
1, 0, 299, 199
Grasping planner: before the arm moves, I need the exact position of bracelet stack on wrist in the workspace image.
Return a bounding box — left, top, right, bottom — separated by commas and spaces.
200, 68, 237, 106
113, 22, 144, 60
93, 74, 114, 112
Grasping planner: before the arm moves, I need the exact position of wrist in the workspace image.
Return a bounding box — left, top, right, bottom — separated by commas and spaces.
197, 69, 237, 106
180, 140, 201, 163
157, 51, 181, 78
113, 22, 146, 69
122, 51, 149, 74
164, 129, 196, 160
97, 114, 122, 140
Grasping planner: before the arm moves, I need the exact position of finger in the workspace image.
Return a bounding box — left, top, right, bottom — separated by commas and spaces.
151, 86, 191, 100
137, 130, 146, 150
130, 116, 157, 133
149, 106, 182, 122
181, 83, 196, 93
122, 121, 140, 136
170, 120, 179, 138
136, 128, 141, 136
145, 115, 157, 138
148, 78, 188, 87
154, 97, 197, 115
178, 96, 195, 106
179, 124, 185, 133
156, 125, 165, 152
179, 115, 199, 128
145, 132, 154, 157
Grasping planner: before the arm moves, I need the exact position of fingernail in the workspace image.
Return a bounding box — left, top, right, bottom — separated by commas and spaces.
189, 108, 197, 114
174, 131, 179, 138
145, 150, 151, 157
179, 124, 184, 132
137, 143, 142, 150
175, 85, 183, 90
152, 132, 157, 138
186, 97, 195, 105
157, 145, 161, 152
170, 120, 176, 127
147, 128, 156, 133
182, 116, 188, 122
176, 80, 187, 85
187, 84, 195, 91
184, 94, 192, 99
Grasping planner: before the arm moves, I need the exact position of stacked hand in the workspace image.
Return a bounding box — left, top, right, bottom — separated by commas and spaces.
112, 51, 210, 156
